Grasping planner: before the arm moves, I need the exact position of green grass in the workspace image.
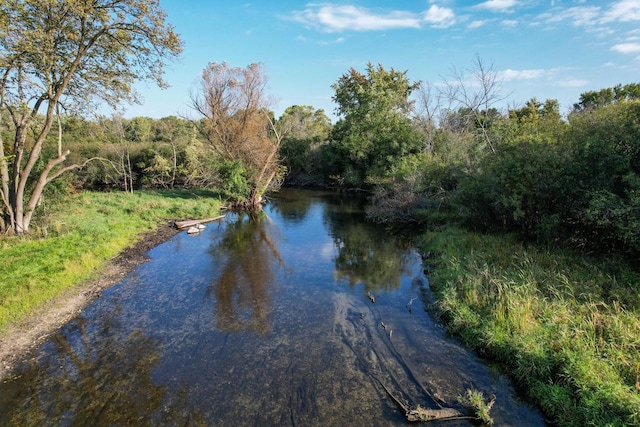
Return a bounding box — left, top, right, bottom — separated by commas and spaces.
0, 189, 223, 334
419, 227, 640, 427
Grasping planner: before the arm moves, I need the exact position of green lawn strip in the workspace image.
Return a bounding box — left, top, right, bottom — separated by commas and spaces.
0, 189, 223, 333
419, 227, 640, 427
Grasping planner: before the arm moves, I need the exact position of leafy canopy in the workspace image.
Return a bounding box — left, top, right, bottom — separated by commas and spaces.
0, 0, 183, 234
328, 62, 423, 186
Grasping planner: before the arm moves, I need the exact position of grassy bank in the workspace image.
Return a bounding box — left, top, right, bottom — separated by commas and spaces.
0, 189, 223, 333
419, 227, 640, 426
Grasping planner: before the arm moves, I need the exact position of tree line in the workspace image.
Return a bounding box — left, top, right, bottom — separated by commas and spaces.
7, 68, 637, 259
2, 1, 639, 260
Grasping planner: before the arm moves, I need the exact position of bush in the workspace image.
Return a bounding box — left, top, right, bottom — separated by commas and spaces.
217, 160, 251, 202
455, 139, 569, 241
563, 101, 640, 255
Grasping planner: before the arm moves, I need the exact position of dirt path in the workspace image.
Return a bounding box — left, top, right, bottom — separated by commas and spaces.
0, 222, 181, 381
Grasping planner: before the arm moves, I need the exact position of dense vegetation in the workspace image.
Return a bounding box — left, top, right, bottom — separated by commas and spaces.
419, 229, 640, 426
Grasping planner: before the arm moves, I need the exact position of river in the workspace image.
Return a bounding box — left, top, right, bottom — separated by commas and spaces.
0, 188, 545, 426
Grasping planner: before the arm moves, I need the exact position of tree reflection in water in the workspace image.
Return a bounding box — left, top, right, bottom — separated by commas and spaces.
207, 211, 283, 336
0, 301, 202, 426
324, 199, 414, 292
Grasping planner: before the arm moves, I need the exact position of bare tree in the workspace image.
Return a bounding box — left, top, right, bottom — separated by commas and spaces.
191, 62, 287, 209
441, 55, 506, 154
412, 81, 443, 155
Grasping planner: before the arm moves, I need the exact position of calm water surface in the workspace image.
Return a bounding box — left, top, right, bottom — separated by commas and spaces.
0, 189, 545, 426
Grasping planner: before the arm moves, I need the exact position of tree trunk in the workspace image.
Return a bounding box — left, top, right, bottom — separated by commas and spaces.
0, 123, 14, 232
4, 101, 79, 234
126, 149, 134, 194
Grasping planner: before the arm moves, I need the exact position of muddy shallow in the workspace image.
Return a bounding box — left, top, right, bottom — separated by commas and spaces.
0, 189, 545, 426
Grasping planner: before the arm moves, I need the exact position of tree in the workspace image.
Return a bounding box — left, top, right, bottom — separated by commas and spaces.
327, 62, 422, 186
441, 55, 505, 154
191, 62, 285, 208
277, 105, 332, 183
565, 100, 640, 254
573, 83, 640, 111
278, 105, 331, 142
502, 98, 566, 145
0, 0, 182, 234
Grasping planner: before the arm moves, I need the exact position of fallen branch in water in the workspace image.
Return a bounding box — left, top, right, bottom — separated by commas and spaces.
374, 377, 476, 423
406, 406, 470, 423
174, 215, 225, 229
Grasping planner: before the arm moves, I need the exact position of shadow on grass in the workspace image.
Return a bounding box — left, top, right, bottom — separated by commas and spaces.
150, 188, 226, 201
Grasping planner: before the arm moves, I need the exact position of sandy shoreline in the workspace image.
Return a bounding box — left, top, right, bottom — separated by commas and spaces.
0, 222, 180, 381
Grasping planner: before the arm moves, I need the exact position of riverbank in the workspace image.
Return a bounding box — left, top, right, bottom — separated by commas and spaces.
418, 227, 640, 427
0, 189, 223, 380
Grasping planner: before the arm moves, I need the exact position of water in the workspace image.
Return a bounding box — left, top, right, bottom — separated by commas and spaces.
0, 189, 545, 426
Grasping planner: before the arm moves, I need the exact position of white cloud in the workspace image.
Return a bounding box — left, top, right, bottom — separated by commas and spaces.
475, 0, 519, 12
499, 69, 546, 81
540, 6, 600, 26
424, 5, 456, 28
611, 42, 640, 53
602, 0, 640, 23
468, 20, 487, 29
501, 19, 518, 27
317, 37, 346, 46
540, 1, 640, 28
287, 4, 455, 32
499, 68, 589, 89
556, 78, 589, 87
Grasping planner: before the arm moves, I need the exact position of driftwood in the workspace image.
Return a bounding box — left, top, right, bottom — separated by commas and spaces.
174, 215, 225, 230
406, 407, 468, 423
376, 377, 474, 423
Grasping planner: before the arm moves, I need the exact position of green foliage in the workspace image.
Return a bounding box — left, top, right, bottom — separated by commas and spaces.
125, 117, 154, 142
573, 83, 640, 111
419, 228, 640, 427
461, 389, 495, 425
446, 95, 640, 256
56, 115, 220, 191
192, 62, 283, 207
455, 139, 569, 239
325, 63, 423, 186
563, 101, 640, 254
366, 152, 459, 224
217, 160, 251, 201
277, 105, 332, 184
0, 0, 183, 233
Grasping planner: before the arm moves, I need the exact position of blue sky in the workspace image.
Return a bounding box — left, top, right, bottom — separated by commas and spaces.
123, 1, 640, 121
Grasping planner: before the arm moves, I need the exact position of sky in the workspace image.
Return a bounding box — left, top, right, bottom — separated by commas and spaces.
122, 0, 640, 121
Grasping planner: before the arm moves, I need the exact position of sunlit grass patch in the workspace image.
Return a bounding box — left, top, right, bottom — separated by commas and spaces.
0, 189, 223, 333
419, 227, 640, 426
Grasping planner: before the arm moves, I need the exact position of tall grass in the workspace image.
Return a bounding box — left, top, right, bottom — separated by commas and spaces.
419, 228, 640, 427
0, 189, 223, 333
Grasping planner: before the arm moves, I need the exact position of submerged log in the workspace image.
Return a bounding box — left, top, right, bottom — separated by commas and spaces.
405, 407, 466, 422
377, 377, 473, 423
174, 215, 225, 230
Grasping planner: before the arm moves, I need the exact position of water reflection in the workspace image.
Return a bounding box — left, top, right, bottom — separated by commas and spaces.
0, 301, 201, 426
322, 194, 413, 291
207, 212, 282, 335
267, 187, 315, 223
